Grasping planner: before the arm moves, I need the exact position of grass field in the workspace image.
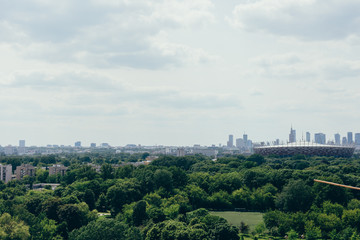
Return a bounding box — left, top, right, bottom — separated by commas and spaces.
209, 211, 264, 230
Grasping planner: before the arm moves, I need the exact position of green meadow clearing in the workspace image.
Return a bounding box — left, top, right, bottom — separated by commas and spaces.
209, 211, 264, 230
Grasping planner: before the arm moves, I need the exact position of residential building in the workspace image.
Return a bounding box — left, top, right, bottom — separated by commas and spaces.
0, 164, 12, 183
48, 164, 68, 176
306, 132, 311, 142
4, 146, 15, 155
74, 141, 81, 147
90, 143, 96, 148
15, 164, 35, 180
176, 148, 185, 157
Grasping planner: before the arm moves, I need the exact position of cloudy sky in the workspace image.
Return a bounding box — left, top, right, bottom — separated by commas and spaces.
1, 0, 360, 146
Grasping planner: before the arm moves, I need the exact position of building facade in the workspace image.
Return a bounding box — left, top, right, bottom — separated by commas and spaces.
314, 133, 326, 144
15, 164, 35, 180
48, 164, 68, 176
289, 127, 296, 143
348, 132, 353, 144
0, 164, 12, 183
335, 133, 341, 145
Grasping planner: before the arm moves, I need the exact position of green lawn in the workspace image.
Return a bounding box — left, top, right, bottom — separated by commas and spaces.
209, 211, 264, 230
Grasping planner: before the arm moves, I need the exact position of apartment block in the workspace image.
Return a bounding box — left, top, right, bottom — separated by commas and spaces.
48, 164, 68, 176
15, 164, 35, 180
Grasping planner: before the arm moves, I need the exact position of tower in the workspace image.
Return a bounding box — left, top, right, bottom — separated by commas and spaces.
227, 135, 234, 147
289, 127, 296, 143
334, 133, 340, 145
347, 132, 353, 144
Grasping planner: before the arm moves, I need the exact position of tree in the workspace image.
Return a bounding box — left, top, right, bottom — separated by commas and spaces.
153, 169, 173, 192
57, 204, 85, 231
69, 218, 141, 240
276, 179, 313, 212
132, 200, 147, 226
305, 221, 321, 240
0, 213, 30, 240
100, 164, 114, 180
83, 189, 96, 210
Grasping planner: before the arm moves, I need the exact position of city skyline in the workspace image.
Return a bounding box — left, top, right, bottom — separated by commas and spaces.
1, 1, 360, 146
3, 127, 360, 147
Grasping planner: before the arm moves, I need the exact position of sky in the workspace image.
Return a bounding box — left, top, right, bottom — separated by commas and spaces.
1, 0, 360, 147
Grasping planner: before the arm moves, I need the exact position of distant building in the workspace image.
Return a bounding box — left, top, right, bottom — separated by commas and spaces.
306, 132, 311, 142
355, 133, 360, 146
314, 133, 326, 144
16, 164, 35, 180
243, 134, 248, 144
289, 127, 296, 143
335, 133, 341, 145
19, 140, 25, 148
4, 146, 15, 155
176, 148, 185, 157
348, 132, 353, 144
227, 135, 234, 147
74, 141, 81, 147
90, 143, 96, 148
193, 148, 218, 157
236, 138, 244, 148
100, 143, 110, 148
48, 164, 68, 176
0, 164, 12, 183
342, 137, 347, 145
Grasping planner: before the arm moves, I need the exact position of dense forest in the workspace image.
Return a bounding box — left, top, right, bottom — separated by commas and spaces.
1, 152, 360, 239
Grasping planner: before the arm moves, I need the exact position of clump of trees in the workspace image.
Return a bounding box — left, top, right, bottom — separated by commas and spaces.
1, 153, 360, 239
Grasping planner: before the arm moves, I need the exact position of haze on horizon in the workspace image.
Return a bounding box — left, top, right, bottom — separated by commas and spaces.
1, 0, 360, 147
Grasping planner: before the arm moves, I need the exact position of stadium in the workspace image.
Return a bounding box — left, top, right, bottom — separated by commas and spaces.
253, 142, 355, 158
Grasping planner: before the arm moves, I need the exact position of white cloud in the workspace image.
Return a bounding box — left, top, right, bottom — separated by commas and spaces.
0, 0, 215, 69
228, 0, 360, 41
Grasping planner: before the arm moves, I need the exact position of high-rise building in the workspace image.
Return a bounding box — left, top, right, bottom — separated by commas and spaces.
236, 138, 244, 148
334, 133, 341, 145
347, 132, 353, 144
19, 140, 25, 148
314, 133, 326, 144
342, 137, 347, 145
355, 133, 360, 145
243, 134, 248, 143
289, 127, 296, 143
227, 135, 234, 147
90, 143, 96, 148
74, 141, 81, 147
306, 132, 311, 142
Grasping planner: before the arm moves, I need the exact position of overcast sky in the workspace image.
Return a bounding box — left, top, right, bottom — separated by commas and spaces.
1, 0, 360, 146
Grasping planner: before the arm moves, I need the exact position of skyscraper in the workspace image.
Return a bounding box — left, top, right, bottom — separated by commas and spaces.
347, 132, 353, 144
342, 137, 347, 145
334, 133, 341, 145
314, 133, 326, 144
19, 140, 25, 148
306, 132, 310, 142
355, 133, 360, 145
289, 127, 296, 143
227, 135, 234, 147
